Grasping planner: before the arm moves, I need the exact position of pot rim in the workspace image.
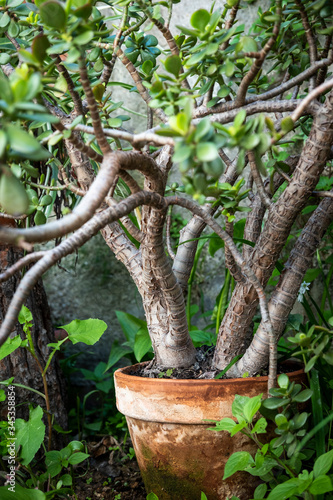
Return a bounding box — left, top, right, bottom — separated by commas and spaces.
114, 359, 304, 386
114, 360, 306, 424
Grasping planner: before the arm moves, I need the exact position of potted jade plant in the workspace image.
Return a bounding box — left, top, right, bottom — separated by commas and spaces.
0, 0, 333, 498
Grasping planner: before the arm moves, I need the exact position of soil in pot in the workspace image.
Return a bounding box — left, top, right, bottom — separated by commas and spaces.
114, 361, 306, 500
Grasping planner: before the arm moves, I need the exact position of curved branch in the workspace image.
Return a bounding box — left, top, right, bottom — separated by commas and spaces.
231, 193, 333, 378
167, 196, 276, 388
0, 152, 161, 244
0, 251, 46, 282
0, 190, 167, 347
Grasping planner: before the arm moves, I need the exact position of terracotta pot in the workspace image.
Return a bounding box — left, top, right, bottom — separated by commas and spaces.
114, 363, 306, 500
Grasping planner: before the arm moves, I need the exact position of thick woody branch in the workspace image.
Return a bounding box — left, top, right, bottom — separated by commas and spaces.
213, 89, 333, 371
193, 58, 332, 119
70, 123, 174, 148
0, 251, 46, 282
167, 196, 276, 388
290, 78, 333, 123
0, 190, 167, 347
230, 194, 333, 378
248, 151, 272, 208
166, 208, 176, 260
0, 152, 160, 244
225, 220, 244, 282
172, 157, 239, 291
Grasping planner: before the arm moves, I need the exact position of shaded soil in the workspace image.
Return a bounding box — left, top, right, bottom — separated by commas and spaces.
128, 346, 303, 380
73, 436, 147, 500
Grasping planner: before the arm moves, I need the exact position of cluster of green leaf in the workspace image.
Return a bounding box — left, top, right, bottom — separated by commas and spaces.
0, 399, 89, 499
211, 374, 333, 500
0, 310, 109, 497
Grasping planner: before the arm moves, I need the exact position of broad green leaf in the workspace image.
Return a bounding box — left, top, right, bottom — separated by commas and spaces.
224, 59, 235, 77
0, 75, 13, 104
45, 450, 62, 477
223, 451, 254, 480
115, 310, 147, 344
34, 210, 47, 226
232, 394, 250, 420
212, 417, 236, 433
15, 406, 46, 465
0, 484, 46, 499
68, 440, 84, 452
195, 118, 211, 141
68, 451, 90, 464
0, 53, 11, 65
32, 34, 51, 63
234, 109, 246, 128
292, 389, 313, 402
196, 142, 218, 162
146, 494, 159, 500
104, 344, 133, 372
262, 397, 289, 409
40, 194, 53, 206
277, 373, 289, 389
165, 55, 182, 77
0, 335, 22, 361
169, 112, 189, 135
18, 305, 33, 325
266, 478, 301, 499
40, 1, 67, 30
0, 167, 29, 215
251, 417, 267, 434
281, 117, 294, 133
309, 475, 333, 495
8, 19, 20, 37
60, 318, 107, 345
60, 473, 72, 486
313, 449, 333, 478
241, 134, 260, 150
237, 36, 258, 53
108, 117, 122, 128
254, 483, 267, 499
134, 327, 152, 362
173, 145, 192, 163
6, 125, 50, 160
201, 493, 208, 500
217, 85, 231, 98
275, 413, 288, 429
74, 30, 94, 45
243, 394, 263, 422
190, 9, 210, 31
0, 12, 10, 28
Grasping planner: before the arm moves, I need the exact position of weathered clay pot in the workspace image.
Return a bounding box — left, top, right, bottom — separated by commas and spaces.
114, 363, 306, 500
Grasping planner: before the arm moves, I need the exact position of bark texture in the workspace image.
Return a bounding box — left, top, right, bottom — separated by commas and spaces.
230, 194, 333, 377
213, 90, 333, 369
0, 240, 68, 439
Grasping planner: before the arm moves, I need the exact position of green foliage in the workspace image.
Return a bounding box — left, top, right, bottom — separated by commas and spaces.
15, 406, 46, 465
211, 373, 333, 499
59, 318, 108, 345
